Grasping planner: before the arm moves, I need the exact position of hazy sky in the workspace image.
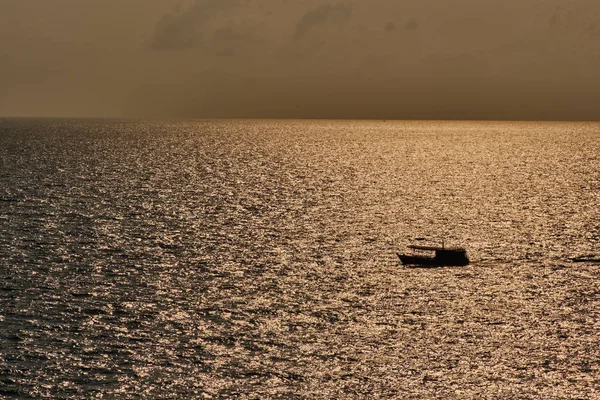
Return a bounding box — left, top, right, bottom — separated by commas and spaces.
1, 0, 599, 120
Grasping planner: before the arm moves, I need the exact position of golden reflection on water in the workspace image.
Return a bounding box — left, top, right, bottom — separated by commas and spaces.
0, 119, 599, 398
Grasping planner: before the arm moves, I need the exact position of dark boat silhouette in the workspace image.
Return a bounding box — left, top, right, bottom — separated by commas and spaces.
569, 255, 600, 263
397, 243, 469, 267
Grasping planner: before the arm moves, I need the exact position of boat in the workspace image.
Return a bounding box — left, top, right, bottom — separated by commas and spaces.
569, 255, 600, 263
397, 243, 469, 267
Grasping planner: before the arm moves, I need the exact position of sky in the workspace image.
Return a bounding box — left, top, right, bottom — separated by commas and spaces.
1, 0, 599, 120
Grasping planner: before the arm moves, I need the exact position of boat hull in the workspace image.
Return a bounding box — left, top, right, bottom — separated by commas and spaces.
570, 256, 600, 263
397, 253, 469, 267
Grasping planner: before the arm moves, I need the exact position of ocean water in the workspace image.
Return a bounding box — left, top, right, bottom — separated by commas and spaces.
1, 118, 599, 399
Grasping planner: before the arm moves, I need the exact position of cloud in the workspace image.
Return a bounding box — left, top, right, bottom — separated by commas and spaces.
293, 2, 353, 40
150, 0, 242, 50
404, 18, 419, 31
384, 18, 418, 33
32, 0, 596, 120
384, 21, 396, 33
549, 1, 600, 37
213, 26, 249, 41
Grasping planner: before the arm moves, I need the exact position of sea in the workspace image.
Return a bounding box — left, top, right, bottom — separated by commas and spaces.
1, 118, 599, 399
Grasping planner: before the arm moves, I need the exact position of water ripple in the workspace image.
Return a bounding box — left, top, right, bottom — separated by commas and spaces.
1, 119, 599, 398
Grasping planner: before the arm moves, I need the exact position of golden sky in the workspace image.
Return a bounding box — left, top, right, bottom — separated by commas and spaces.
1, 0, 599, 120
